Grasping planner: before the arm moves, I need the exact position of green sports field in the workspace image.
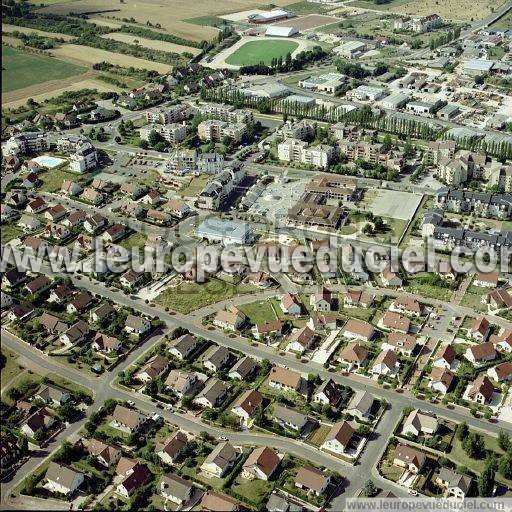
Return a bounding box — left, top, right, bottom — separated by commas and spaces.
225, 40, 299, 67
2, 45, 87, 93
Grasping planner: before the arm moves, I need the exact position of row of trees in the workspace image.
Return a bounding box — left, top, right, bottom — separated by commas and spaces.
429, 26, 462, 50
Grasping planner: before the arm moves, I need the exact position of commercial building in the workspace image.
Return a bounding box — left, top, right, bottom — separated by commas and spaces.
299, 73, 347, 94
197, 218, 254, 246
381, 93, 410, 110
333, 40, 367, 59
248, 9, 295, 24
346, 85, 386, 101
265, 26, 299, 37
463, 59, 494, 76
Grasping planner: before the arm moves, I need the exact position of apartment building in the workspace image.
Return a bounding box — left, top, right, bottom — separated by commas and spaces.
277, 138, 334, 169
436, 188, 512, 219
145, 105, 187, 124
69, 143, 98, 173
280, 120, 315, 141
198, 167, 245, 210
197, 120, 246, 143
197, 103, 253, 124
140, 123, 187, 145
4, 132, 50, 155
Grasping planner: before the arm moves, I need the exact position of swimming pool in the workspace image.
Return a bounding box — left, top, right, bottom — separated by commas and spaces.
32, 155, 66, 169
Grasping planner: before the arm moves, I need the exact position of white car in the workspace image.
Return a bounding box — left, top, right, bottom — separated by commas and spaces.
127, 400, 135, 407
165, 404, 174, 411
218, 435, 228, 441
408, 489, 418, 496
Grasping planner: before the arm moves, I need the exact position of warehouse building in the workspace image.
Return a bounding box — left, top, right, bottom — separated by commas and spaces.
265, 26, 299, 37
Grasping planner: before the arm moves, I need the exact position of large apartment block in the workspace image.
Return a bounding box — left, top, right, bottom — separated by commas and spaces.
197, 103, 253, 124
197, 120, 246, 143
277, 138, 334, 169
4, 132, 50, 155
145, 105, 187, 124
198, 167, 245, 210
164, 149, 224, 175
140, 123, 187, 145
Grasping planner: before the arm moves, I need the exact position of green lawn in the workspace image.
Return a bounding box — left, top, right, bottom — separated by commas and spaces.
232, 476, 274, 505
459, 285, 486, 312
285, 1, 328, 14
490, 10, 512, 29
2, 223, 24, 243
155, 279, 256, 314
119, 231, 147, 250
179, 174, 211, 197
39, 167, 78, 192
307, 423, 330, 447
2, 45, 87, 93
449, 437, 511, 486
239, 299, 278, 325
184, 16, 231, 27
226, 40, 299, 67
1, 349, 23, 388
350, 0, 411, 11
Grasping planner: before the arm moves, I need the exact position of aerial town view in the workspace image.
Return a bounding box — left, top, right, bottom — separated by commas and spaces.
0, 0, 511, 510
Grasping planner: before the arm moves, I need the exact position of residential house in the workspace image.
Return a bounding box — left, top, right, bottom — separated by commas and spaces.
381, 267, 403, 287
25, 275, 51, 295
313, 379, 341, 407
310, 287, 332, 312
252, 320, 283, 341
194, 378, 229, 408
390, 296, 425, 316
436, 468, 472, 500
467, 375, 494, 404
371, 350, 400, 378
44, 204, 67, 223
2, 268, 27, 289
428, 367, 454, 395
38, 312, 68, 335
272, 404, 308, 432
474, 271, 499, 288
469, 316, 490, 341
44, 462, 84, 496
111, 405, 146, 434
393, 444, 426, 474
83, 214, 106, 234
66, 292, 94, 314
228, 357, 257, 381
402, 409, 439, 437
135, 354, 170, 383
295, 466, 330, 496
346, 390, 375, 422
464, 342, 496, 364
61, 180, 83, 197
280, 293, 302, 316
203, 346, 230, 373
488, 361, 512, 382
321, 421, 356, 455
18, 215, 41, 232
116, 459, 151, 498
63, 210, 86, 228
158, 473, 194, 506
242, 447, 280, 481
200, 442, 239, 477
49, 284, 75, 303
90, 303, 116, 324
379, 311, 411, 334
91, 333, 121, 354
156, 431, 188, 465
125, 315, 151, 337
286, 326, 315, 354
231, 389, 263, 428
168, 333, 197, 360
382, 332, 417, 357
35, 385, 70, 406
213, 306, 246, 331
8, 303, 35, 322
165, 370, 198, 397
343, 289, 375, 308
486, 288, 512, 311
343, 319, 375, 342
200, 491, 241, 512
338, 342, 369, 369
59, 320, 90, 346
433, 344, 457, 369
268, 367, 302, 393
88, 439, 122, 468
21, 408, 55, 437
103, 224, 126, 243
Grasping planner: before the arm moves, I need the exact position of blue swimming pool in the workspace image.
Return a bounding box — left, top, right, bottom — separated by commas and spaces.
32, 155, 66, 168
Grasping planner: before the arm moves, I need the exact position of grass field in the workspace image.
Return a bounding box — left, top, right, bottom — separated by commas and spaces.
225, 40, 299, 66
50, 44, 171, 73
1, 349, 23, 389
101, 32, 202, 56
350, 0, 504, 21
2, 224, 24, 243
2, 45, 86, 93
239, 299, 278, 324
155, 279, 256, 314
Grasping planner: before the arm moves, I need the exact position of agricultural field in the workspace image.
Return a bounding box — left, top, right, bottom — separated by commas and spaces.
2, 45, 87, 94
50, 44, 172, 73
2, 23, 74, 41
350, 0, 505, 22
225, 40, 299, 66
490, 10, 512, 29
40, 0, 299, 43
101, 32, 202, 56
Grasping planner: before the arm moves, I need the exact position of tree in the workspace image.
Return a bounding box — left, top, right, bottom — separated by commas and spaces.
57, 402, 78, 422
477, 460, 495, 497
498, 430, 510, 451
382, 134, 392, 151
362, 479, 378, 497
456, 422, 468, 441
463, 433, 485, 459
499, 453, 512, 479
